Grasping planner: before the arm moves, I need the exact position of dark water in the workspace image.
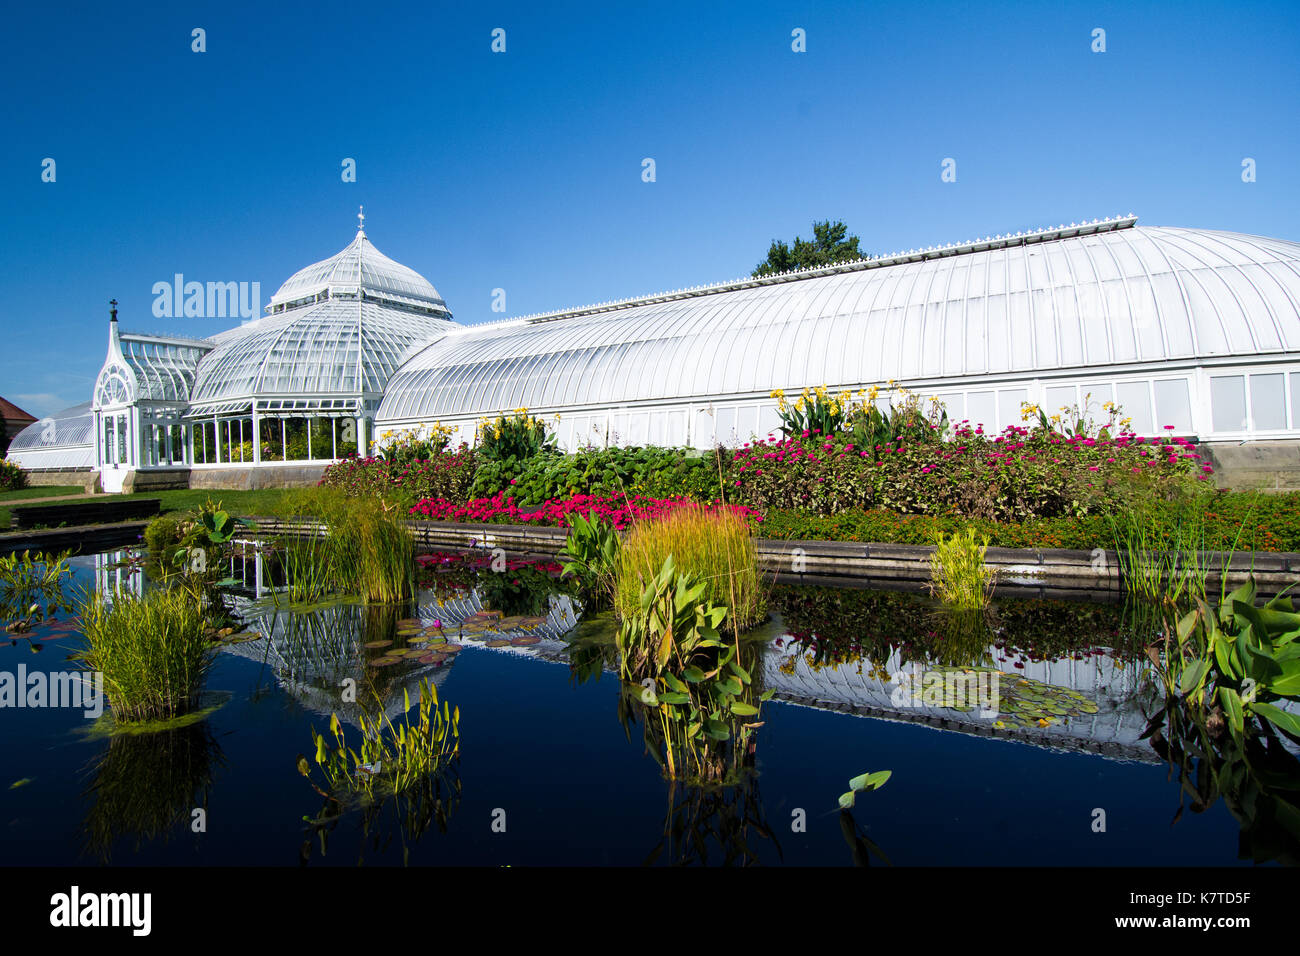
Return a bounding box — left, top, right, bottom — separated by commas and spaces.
0, 548, 1274, 867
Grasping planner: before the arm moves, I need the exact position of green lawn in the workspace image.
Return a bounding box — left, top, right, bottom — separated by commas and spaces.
0, 485, 84, 503
0, 487, 296, 532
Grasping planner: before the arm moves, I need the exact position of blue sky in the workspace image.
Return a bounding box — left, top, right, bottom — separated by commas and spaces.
2, 0, 1297, 417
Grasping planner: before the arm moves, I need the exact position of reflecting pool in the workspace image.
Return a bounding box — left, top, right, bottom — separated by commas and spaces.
0, 545, 1293, 866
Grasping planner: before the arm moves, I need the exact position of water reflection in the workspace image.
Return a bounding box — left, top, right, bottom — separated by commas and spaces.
80, 720, 225, 862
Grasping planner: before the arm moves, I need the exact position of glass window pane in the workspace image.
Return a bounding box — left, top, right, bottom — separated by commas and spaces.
1044, 385, 1076, 416
998, 389, 1027, 431
1250, 374, 1286, 430
1153, 379, 1193, 433
1116, 381, 1152, 435
966, 391, 995, 432
1211, 376, 1247, 433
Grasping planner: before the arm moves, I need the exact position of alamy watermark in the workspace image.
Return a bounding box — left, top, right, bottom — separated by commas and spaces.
151, 275, 261, 320
0, 665, 104, 718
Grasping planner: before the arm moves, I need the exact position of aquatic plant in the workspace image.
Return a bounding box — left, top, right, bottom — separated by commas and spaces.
927, 527, 996, 611
75, 586, 214, 723
269, 491, 414, 605
1154, 577, 1300, 741
613, 504, 764, 634
81, 720, 222, 862
301, 679, 459, 802
615, 556, 770, 780
0, 549, 73, 626
558, 511, 621, 606
837, 769, 891, 810
1146, 698, 1300, 865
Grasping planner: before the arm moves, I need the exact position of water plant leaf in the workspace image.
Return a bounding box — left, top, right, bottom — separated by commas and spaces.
848, 770, 892, 792
1252, 702, 1300, 739
730, 701, 759, 716
838, 791, 856, 810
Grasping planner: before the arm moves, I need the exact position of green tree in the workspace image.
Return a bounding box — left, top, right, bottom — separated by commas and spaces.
752, 220, 872, 277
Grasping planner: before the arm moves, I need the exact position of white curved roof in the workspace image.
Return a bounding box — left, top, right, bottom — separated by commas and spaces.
268, 228, 448, 312
376, 218, 1300, 421
5, 401, 95, 469
190, 228, 459, 413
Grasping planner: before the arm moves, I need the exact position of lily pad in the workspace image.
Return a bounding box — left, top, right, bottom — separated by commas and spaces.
484, 639, 512, 648
363, 640, 393, 649
511, 636, 541, 647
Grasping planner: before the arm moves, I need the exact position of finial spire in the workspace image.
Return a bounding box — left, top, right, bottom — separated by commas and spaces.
109, 298, 118, 322
357, 205, 366, 237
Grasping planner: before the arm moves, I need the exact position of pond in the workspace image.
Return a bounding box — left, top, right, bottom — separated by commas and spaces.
0, 544, 1290, 867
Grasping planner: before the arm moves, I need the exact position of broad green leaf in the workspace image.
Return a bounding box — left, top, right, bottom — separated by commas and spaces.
1252, 702, 1300, 738
838, 791, 856, 810
1178, 658, 1208, 697
1218, 686, 1245, 736
730, 701, 759, 716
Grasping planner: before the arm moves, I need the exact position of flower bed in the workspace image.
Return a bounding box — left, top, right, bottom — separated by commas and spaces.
758, 490, 1300, 552
730, 424, 1209, 520
409, 492, 760, 531
319, 446, 476, 502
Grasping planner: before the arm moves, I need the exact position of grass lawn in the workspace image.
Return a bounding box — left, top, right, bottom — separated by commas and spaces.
0, 485, 84, 503
0, 487, 295, 532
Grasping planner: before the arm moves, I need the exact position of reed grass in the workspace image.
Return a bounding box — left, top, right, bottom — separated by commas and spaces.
271, 489, 413, 605
613, 505, 764, 633
76, 586, 214, 723
1106, 488, 1246, 608
928, 527, 996, 611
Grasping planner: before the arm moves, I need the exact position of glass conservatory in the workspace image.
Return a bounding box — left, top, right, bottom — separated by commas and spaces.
8, 213, 1300, 489
375, 216, 1300, 450
184, 218, 457, 471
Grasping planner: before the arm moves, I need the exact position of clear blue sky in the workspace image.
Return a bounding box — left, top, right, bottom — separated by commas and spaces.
2, 0, 1297, 417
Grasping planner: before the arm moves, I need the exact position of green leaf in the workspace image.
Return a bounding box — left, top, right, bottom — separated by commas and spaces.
838, 791, 856, 810
658, 691, 691, 705
1178, 658, 1208, 697
730, 701, 760, 716
848, 770, 892, 792
682, 665, 706, 683
1252, 702, 1300, 738
704, 719, 731, 741
1218, 686, 1245, 736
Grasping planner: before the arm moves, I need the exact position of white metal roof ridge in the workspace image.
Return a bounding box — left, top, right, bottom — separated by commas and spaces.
502, 215, 1139, 327
119, 329, 218, 347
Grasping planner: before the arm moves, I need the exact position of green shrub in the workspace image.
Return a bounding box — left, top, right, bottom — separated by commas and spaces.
0, 459, 26, 492
468, 445, 727, 504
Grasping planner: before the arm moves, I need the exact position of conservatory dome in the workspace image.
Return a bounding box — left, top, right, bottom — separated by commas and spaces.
267, 217, 448, 314
188, 218, 459, 416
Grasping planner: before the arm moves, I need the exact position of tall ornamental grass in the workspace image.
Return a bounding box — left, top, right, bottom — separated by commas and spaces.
273, 489, 413, 604
613, 505, 764, 633
77, 587, 213, 723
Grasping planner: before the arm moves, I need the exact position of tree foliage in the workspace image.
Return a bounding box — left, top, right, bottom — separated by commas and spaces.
753, 220, 872, 277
